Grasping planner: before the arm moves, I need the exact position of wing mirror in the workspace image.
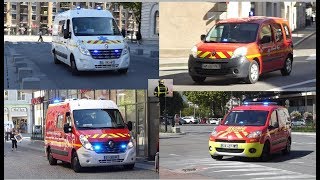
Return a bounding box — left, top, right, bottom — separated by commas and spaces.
63, 123, 72, 133
200, 34, 206, 41
127, 121, 133, 131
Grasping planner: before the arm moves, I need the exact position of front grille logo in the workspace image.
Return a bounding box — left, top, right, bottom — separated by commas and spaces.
105, 44, 109, 49
108, 140, 115, 148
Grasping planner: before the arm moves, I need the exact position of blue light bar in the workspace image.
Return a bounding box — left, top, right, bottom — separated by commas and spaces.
53, 99, 60, 103
76, 6, 81, 10
97, 6, 101, 10
243, 102, 249, 105
120, 144, 126, 149
94, 145, 101, 150
114, 49, 119, 53
93, 50, 98, 53
263, 102, 269, 105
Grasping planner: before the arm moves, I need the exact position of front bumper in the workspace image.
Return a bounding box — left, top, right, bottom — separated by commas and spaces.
188, 55, 250, 78
77, 146, 136, 167
209, 141, 264, 158
74, 52, 130, 71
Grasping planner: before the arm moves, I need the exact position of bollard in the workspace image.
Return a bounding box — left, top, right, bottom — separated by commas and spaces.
172, 127, 181, 133
21, 77, 40, 89
18, 67, 33, 82
15, 62, 28, 73
155, 152, 159, 173
136, 49, 143, 55
150, 51, 159, 58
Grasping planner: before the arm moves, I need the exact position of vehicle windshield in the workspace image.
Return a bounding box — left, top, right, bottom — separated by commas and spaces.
222, 110, 268, 126
205, 23, 259, 43
72, 17, 121, 36
73, 109, 125, 129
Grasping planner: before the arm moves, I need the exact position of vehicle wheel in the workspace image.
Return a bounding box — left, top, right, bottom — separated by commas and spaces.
124, 163, 135, 170
282, 138, 291, 155
179, 122, 182, 125
281, 57, 292, 76
211, 155, 223, 160
70, 60, 80, 76
259, 142, 270, 162
245, 61, 259, 84
47, 148, 57, 165
72, 152, 82, 173
191, 76, 206, 83
53, 51, 60, 64
118, 68, 128, 74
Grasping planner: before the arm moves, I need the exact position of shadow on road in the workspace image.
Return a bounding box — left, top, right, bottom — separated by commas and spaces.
57, 162, 138, 173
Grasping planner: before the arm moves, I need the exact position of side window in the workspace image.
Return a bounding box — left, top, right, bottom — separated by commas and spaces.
272, 23, 284, 42
66, 112, 71, 125
283, 24, 291, 39
269, 110, 278, 126
58, 20, 65, 37
259, 25, 272, 44
57, 114, 64, 129
277, 109, 286, 128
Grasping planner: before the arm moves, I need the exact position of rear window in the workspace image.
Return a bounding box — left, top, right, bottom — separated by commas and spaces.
282, 24, 291, 39
272, 23, 284, 42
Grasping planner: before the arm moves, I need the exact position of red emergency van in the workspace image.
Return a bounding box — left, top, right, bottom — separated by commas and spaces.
44, 99, 135, 172
189, 16, 293, 84
209, 102, 291, 161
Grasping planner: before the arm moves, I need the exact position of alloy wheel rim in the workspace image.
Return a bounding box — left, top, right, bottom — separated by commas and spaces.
286, 59, 292, 72
250, 64, 258, 81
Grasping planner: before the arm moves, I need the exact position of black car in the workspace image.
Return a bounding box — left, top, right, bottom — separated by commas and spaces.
179, 118, 187, 125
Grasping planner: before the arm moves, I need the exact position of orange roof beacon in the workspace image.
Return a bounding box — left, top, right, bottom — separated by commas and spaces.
45, 99, 135, 172
189, 16, 293, 84
208, 102, 292, 161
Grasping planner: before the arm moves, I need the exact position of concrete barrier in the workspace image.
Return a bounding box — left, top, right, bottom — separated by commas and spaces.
21, 77, 40, 89
15, 62, 28, 73
11, 54, 23, 62
13, 57, 25, 64
150, 51, 159, 58
18, 67, 33, 82
136, 49, 144, 55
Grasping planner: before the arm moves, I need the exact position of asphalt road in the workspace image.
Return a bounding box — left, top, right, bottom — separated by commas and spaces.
4, 139, 158, 179
160, 125, 316, 179
160, 34, 316, 91
4, 42, 159, 89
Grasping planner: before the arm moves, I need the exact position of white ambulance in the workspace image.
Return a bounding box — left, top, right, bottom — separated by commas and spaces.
52, 7, 130, 75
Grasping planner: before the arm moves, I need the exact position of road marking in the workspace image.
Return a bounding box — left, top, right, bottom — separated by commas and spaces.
230, 171, 293, 176
288, 161, 305, 164
160, 66, 188, 71
169, 154, 181, 156
267, 79, 316, 91
306, 54, 316, 61
252, 174, 316, 179
292, 142, 316, 145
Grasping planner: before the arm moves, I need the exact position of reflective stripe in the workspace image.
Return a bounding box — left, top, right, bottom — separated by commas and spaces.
117, 133, 126, 137
99, 134, 108, 138
234, 132, 243, 138
109, 133, 120, 138
200, 51, 211, 58
216, 52, 227, 59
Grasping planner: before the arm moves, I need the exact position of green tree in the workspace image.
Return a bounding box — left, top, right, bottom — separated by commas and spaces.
160, 92, 184, 116
118, 2, 142, 32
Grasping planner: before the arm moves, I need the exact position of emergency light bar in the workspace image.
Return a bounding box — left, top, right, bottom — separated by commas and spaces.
76, 6, 81, 10
97, 6, 102, 10
243, 101, 278, 105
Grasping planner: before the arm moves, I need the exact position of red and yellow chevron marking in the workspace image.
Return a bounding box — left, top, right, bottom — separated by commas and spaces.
84, 40, 122, 44
217, 126, 248, 139
197, 51, 233, 59
85, 133, 129, 139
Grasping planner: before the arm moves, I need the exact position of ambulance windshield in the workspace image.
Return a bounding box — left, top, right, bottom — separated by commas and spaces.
72, 17, 121, 36
73, 109, 125, 129
205, 23, 259, 43
222, 110, 268, 126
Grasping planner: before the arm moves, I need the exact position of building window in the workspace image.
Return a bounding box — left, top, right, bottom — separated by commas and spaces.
12, 5, 16, 10
32, 15, 36, 20
12, 14, 16, 20
17, 91, 26, 100
154, 10, 159, 35
4, 91, 8, 100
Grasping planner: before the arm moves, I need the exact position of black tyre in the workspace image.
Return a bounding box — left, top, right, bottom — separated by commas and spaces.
211, 155, 223, 160
118, 68, 128, 74
282, 138, 291, 155
281, 57, 292, 76
259, 142, 270, 162
47, 148, 57, 165
53, 50, 60, 64
245, 61, 259, 84
191, 76, 206, 83
72, 152, 83, 173
70, 59, 80, 76
124, 163, 135, 170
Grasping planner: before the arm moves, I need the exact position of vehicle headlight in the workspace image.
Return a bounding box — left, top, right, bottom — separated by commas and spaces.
77, 41, 90, 56
247, 130, 262, 138
191, 45, 198, 58
211, 128, 218, 136
127, 141, 134, 149
231, 47, 247, 59
79, 135, 93, 150
122, 42, 129, 56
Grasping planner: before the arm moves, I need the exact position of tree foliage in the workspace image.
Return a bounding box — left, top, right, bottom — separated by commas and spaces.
118, 2, 142, 31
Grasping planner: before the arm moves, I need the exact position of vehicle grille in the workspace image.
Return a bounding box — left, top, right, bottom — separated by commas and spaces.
91, 141, 128, 154
89, 49, 122, 59
94, 64, 119, 69
99, 159, 124, 163
216, 148, 244, 153
215, 139, 246, 143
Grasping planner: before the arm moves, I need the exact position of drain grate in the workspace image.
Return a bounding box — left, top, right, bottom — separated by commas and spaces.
182, 168, 197, 172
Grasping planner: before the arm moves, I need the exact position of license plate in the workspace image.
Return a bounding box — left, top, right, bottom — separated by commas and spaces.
202, 64, 221, 69
221, 144, 238, 149
99, 60, 114, 65
104, 155, 119, 161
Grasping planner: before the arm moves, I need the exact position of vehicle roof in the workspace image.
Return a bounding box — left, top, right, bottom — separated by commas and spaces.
48, 99, 119, 111
232, 105, 283, 111
218, 16, 288, 24
55, 9, 113, 19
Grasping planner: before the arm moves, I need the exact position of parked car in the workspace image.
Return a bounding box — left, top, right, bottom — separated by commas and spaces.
193, 118, 200, 124
209, 118, 220, 125
291, 118, 306, 126
179, 118, 187, 125
183, 116, 195, 124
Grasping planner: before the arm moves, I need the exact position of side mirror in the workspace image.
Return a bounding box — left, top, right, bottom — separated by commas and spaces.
63, 29, 70, 39
63, 123, 72, 133
127, 121, 133, 131
200, 34, 206, 41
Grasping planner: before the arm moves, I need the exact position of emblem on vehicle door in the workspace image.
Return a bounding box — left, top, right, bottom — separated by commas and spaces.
108, 140, 114, 148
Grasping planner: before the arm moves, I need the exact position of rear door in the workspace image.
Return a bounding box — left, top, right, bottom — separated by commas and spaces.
268, 110, 281, 152
258, 24, 274, 72
270, 23, 286, 70
276, 108, 289, 149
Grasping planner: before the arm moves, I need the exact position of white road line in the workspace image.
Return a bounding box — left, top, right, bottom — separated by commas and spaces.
267, 79, 316, 91
169, 154, 181, 156
230, 171, 294, 176
203, 164, 261, 169
288, 161, 305, 164
292, 142, 316, 145
212, 167, 270, 173
160, 66, 188, 71
251, 174, 316, 179
306, 54, 316, 61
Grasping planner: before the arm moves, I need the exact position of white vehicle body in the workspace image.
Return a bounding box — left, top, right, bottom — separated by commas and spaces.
209, 118, 219, 125
183, 116, 195, 124
52, 9, 130, 74
4, 121, 14, 132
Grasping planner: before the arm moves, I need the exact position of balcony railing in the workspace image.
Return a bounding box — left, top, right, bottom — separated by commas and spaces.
20, 2, 28, 6
40, 2, 49, 7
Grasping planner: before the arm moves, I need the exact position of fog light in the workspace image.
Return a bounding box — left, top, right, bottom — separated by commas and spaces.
249, 148, 256, 153
233, 69, 239, 74
86, 160, 90, 163
209, 146, 212, 151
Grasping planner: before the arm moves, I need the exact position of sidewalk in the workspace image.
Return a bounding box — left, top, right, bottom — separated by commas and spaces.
160, 23, 316, 69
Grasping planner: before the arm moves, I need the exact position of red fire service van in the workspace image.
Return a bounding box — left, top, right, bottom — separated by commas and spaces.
209, 102, 291, 161
44, 99, 135, 172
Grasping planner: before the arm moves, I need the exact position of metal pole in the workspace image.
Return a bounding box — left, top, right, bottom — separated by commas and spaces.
164, 96, 167, 132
